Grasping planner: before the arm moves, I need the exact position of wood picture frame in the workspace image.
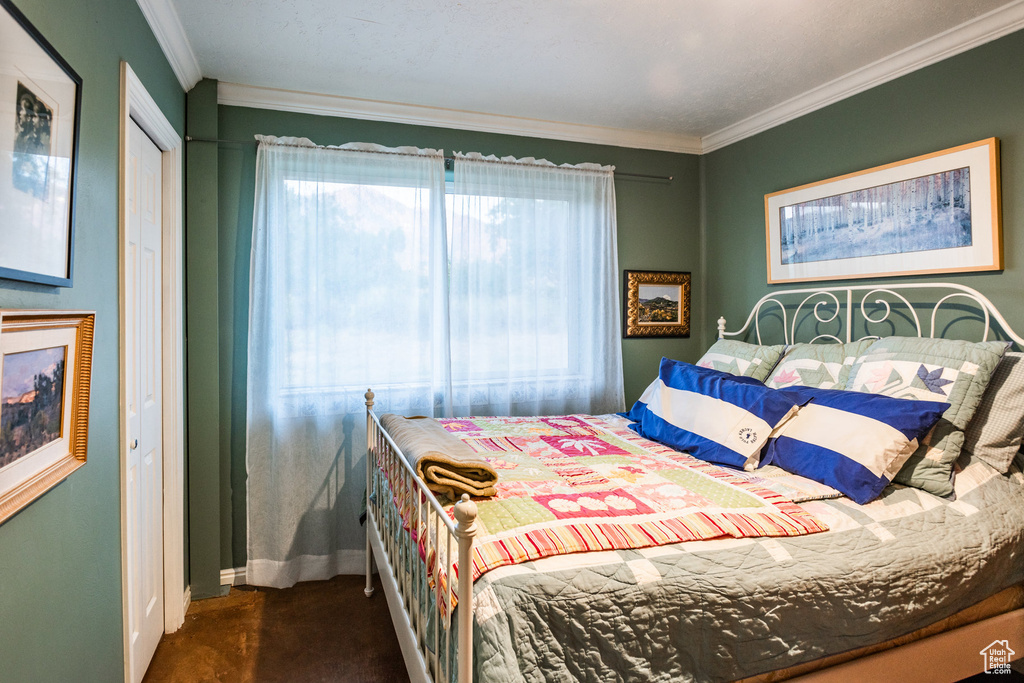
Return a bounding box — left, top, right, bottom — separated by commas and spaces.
0, 0, 83, 287
0, 310, 94, 524
765, 138, 1001, 284
623, 270, 691, 338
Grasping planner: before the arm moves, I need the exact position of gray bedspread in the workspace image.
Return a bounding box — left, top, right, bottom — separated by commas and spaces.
470, 433, 1024, 682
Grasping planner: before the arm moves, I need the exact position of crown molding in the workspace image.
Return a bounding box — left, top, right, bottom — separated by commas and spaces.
135, 0, 202, 91
217, 82, 704, 155
701, 0, 1024, 153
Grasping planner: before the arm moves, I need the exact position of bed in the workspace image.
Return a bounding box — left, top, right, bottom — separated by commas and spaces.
363, 282, 1024, 683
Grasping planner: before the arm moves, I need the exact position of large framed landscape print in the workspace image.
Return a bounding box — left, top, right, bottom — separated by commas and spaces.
0, 0, 82, 287
0, 311, 94, 524
765, 138, 1001, 284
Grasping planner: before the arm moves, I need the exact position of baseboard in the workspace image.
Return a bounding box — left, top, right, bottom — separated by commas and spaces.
219, 560, 374, 587
220, 567, 246, 586
182, 585, 191, 616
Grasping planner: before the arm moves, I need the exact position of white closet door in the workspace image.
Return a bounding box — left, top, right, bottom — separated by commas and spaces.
126, 118, 164, 683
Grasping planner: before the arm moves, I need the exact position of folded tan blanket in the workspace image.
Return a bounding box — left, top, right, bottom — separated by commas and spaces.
380, 414, 498, 499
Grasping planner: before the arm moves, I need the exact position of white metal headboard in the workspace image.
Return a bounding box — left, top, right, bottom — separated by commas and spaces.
717, 282, 1024, 348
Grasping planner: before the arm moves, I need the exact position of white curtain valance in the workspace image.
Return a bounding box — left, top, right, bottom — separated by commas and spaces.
453, 150, 614, 174
255, 135, 443, 159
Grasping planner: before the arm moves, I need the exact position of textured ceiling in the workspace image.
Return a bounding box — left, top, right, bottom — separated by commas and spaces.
170, 0, 1014, 139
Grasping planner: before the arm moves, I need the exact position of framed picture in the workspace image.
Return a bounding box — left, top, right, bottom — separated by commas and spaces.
765, 138, 1001, 284
0, 311, 94, 524
623, 270, 691, 338
0, 0, 82, 287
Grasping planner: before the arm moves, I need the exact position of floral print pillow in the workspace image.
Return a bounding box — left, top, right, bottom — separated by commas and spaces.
844, 337, 1008, 498
766, 340, 874, 390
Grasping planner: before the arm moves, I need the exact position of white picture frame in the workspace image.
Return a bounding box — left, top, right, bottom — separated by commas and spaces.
764, 138, 1001, 284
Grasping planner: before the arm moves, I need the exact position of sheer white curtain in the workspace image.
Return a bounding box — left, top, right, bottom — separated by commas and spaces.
246, 136, 450, 588
448, 153, 624, 416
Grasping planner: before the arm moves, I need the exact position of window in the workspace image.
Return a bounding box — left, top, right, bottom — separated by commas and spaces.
251, 140, 623, 419
250, 141, 449, 419
445, 153, 622, 415
279, 178, 439, 391
445, 190, 574, 380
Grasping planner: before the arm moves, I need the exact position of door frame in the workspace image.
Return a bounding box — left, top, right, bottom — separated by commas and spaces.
118, 61, 187, 680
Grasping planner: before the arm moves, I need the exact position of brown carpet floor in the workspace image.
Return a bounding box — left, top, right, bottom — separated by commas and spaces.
144, 575, 410, 683
143, 574, 1024, 682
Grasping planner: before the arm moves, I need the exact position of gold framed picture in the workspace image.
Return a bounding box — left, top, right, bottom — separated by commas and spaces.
0, 310, 94, 524
622, 270, 691, 338
765, 138, 1001, 284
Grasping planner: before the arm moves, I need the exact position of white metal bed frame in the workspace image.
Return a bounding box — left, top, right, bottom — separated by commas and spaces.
365, 282, 1024, 683
716, 282, 1024, 347
364, 389, 478, 683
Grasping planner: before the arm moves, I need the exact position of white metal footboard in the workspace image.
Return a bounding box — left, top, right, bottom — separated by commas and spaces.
364, 389, 478, 683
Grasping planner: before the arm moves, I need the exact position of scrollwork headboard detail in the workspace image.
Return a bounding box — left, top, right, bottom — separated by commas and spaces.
717, 283, 1024, 349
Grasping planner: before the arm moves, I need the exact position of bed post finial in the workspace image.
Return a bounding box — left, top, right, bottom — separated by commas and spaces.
365, 388, 374, 408
454, 493, 479, 531
717, 316, 727, 339
454, 493, 479, 683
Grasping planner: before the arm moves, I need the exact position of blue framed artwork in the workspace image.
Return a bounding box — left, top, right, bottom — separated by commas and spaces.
765, 138, 1001, 284
0, 0, 82, 287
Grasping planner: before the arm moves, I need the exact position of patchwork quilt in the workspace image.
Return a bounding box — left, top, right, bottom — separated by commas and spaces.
373, 414, 1024, 680
470, 445, 1024, 682
416, 415, 827, 605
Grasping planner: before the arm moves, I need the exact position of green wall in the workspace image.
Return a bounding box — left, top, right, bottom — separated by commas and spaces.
206, 21, 1024, 580
703, 30, 1024, 346
214, 106, 702, 568
0, 0, 183, 680
186, 79, 225, 599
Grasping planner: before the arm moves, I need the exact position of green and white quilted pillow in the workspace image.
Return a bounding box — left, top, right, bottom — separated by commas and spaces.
766, 340, 875, 390
697, 340, 786, 382
845, 336, 1009, 498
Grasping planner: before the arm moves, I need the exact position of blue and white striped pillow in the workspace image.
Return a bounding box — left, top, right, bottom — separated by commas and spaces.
622, 358, 803, 471
767, 385, 949, 504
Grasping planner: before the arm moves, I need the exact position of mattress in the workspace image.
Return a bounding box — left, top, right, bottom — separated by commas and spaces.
470, 421, 1024, 682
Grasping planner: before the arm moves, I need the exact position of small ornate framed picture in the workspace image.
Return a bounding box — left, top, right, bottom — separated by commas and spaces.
622, 270, 691, 338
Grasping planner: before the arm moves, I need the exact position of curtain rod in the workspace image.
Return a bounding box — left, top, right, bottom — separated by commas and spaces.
184, 136, 673, 181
